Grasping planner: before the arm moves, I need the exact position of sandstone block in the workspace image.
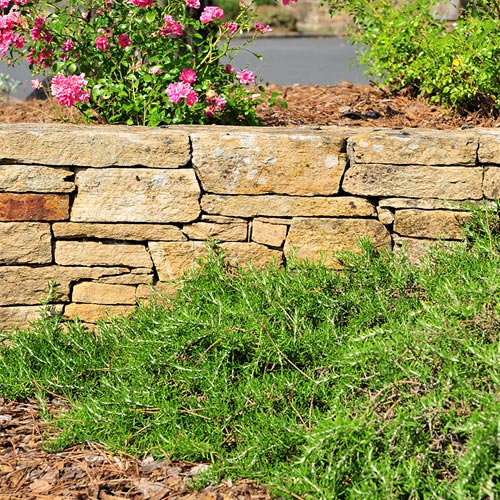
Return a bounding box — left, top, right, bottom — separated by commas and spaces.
149, 241, 281, 281
483, 167, 500, 199
284, 217, 391, 267
0, 305, 63, 331
348, 130, 477, 165
72, 168, 200, 223
393, 209, 470, 239
0, 165, 74, 193
192, 129, 347, 195
64, 303, 135, 323
0, 222, 52, 264
0, 193, 69, 221
0, 124, 190, 167
202, 195, 375, 218
72, 282, 137, 305
377, 208, 394, 225
182, 217, 248, 241
342, 165, 482, 200
252, 220, 288, 247
96, 269, 154, 285
393, 235, 464, 264
477, 130, 500, 164
53, 222, 185, 241
379, 198, 469, 210
136, 282, 178, 302
55, 241, 152, 268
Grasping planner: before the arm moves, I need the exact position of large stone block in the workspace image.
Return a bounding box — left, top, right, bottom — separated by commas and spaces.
252, 219, 288, 247
477, 130, 500, 164
348, 129, 477, 165
0, 193, 69, 221
284, 217, 391, 267
0, 124, 190, 167
53, 222, 185, 241
0, 305, 63, 331
72, 282, 137, 305
483, 166, 500, 199
342, 165, 482, 200
202, 195, 375, 218
64, 303, 135, 323
192, 129, 347, 195
393, 209, 470, 239
379, 198, 469, 210
72, 168, 200, 223
0, 222, 52, 264
0, 165, 74, 193
149, 241, 281, 281
55, 241, 152, 268
182, 216, 248, 241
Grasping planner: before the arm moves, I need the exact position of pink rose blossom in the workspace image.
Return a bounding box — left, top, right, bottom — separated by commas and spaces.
118, 33, 131, 48
200, 6, 224, 23
26, 47, 52, 67
128, 0, 154, 6
236, 69, 254, 84
31, 78, 42, 89
159, 15, 183, 37
282, 0, 298, 5
29, 17, 45, 41
95, 34, 109, 51
184, 0, 200, 8
62, 39, 74, 51
179, 68, 197, 84
225, 64, 235, 73
224, 22, 238, 35
254, 22, 272, 33
167, 81, 198, 107
50, 73, 90, 107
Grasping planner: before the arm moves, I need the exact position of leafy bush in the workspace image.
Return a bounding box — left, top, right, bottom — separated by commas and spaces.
324, 0, 500, 115
0, 0, 289, 125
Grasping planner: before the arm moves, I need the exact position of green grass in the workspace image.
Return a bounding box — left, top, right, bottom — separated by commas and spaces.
2, 203, 500, 499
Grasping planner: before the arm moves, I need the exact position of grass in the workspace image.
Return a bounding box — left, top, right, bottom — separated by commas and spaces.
2, 203, 500, 499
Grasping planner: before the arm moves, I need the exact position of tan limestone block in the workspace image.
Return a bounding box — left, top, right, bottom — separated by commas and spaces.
348, 129, 477, 165
182, 218, 248, 241
136, 282, 179, 302
379, 198, 469, 210
53, 222, 185, 241
284, 217, 391, 267
0, 124, 190, 167
72, 282, 137, 305
55, 241, 152, 268
252, 220, 288, 247
0, 165, 74, 193
393, 235, 465, 264
72, 168, 200, 223
64, 303, 135, 323
149, 241, 281, 281
342, 165, 482, 200
192, 129, 347, 195
377, 208, 394, 225
477, 130, 500, 164
202, 195, 375, 218
483, 166, 500, 199
0, 305, 63, 331
393, 209, 470, 240
0, 222, 52, 264
0, 193, 69, 221
0, 266, 132, 305
96, 269, 154, 285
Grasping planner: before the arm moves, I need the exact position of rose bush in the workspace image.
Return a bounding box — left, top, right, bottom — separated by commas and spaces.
0, 0, 293, 125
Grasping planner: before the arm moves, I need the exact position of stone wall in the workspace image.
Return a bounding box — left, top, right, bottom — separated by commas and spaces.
1, 124, 499, 330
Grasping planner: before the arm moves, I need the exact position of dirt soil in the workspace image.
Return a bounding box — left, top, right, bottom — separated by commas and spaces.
0, 82, 499, 128
1, 83, 499, 500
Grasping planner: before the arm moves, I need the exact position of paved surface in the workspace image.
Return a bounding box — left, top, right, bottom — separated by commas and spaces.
0, 36, 369, 100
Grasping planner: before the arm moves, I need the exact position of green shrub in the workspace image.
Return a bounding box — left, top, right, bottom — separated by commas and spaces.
323, 0, 500, 115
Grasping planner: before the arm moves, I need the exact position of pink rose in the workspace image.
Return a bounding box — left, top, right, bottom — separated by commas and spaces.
224, 22, 238, 35
50, 73, 90, 107
167, 81, 198, 107
128, 0, 154, 6
180, 68, 197, 84
95, 34, 109, 51
118, 33, 131, 48
184, 0, 200, 8
254, 22, 272, 33
236, 69, 254, 84
159, 15, 183, 37
200, 6, 224, 23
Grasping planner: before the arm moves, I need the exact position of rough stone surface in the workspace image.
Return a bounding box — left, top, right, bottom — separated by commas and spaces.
0, 165, 74, 193
64, 303, 135, 323
149, 241, 281, 281
53, 222, 185, 241
377, 207, 394, 226
348, 130, 477, 165
55, 241, 152, 268
72, 282, 137, 305
0, 193, 69, 221
393, 235, 464, 263
202, 195, 375, 218
0, 305, 63, 331
393, 209, 471, 239
342, 165, 482, 200
378, 198, 470, 210
477, 130, 500, 164
96, 269, 154, 285
483, 167, 500, 199
284, 217, 391, 267
252, 220, 288, 247
0, 124, 190, 167
192, 129, 347, 195
182, 217, 248, 241
0, 222, 52, 264
72, 168, 200, 223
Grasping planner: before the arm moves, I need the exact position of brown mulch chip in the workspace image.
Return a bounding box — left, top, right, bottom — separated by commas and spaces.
0, 398, 273, 499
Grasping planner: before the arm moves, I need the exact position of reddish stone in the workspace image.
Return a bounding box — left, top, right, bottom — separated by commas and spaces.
0, 194, 69, 221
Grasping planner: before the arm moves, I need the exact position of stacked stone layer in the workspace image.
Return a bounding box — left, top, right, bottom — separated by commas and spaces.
1, 124, 498, 329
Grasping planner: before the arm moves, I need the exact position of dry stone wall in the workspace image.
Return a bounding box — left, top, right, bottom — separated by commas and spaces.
1, 123, 498, 330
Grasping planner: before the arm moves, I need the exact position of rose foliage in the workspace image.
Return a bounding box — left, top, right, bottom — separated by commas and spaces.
0, 0, 293, 125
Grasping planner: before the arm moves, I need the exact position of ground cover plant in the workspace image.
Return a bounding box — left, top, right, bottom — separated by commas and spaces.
1, 203, 500, 498
325, 0, 500, 116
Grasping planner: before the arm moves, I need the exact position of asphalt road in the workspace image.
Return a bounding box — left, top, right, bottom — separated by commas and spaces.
0, 36, 369, 100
